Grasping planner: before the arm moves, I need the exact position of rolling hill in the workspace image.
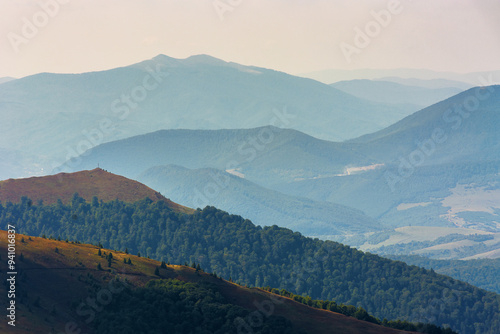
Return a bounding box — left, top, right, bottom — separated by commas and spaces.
0, 230, 428, 334
137, 164, 379, 236
0, 168, 192, 213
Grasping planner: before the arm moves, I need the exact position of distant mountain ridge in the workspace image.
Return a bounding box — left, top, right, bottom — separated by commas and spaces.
0, 77, 15, 84
299, 68, 500, 85
57, 126, 373, 185
61, 85, 500, 185
376, 77, 473, 90
331, 79, 464, 110
0, 54, 417, 179
352, 85, 500, 164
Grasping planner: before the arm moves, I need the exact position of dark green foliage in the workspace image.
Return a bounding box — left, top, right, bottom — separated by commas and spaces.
1, 197, 499, 333
98, 249, 102, 256
54, 247, 59, 254
92, 279, 301, 334
154, 267, 160, 276
388, 255, 500, 294
97, 263, 102, 271
260, 287, 456, 334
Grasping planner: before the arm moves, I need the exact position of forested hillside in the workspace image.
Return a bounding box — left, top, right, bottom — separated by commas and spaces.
388, 255, 500, 294
1, 196, 498, 333
1, 230, 428, 334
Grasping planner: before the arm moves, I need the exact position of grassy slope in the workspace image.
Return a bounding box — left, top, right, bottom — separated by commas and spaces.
0, 230, 414, 334
0, 168, 193, 214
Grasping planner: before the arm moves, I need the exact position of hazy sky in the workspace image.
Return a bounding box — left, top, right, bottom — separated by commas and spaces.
1, 0, 499, 78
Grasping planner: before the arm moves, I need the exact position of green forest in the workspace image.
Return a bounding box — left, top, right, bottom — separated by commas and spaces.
1, 195, 499, 333
93, 279, 301, 334
388, 255, 500, 294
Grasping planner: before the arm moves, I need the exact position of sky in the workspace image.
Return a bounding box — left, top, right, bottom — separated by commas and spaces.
1, 0, 500, 78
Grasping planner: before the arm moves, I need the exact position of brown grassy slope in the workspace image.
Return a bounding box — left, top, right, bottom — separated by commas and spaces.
0, 231, 416, 334
0, 168, 193, 213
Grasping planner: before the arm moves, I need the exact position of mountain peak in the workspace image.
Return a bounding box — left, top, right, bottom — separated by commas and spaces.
183, 54, 228, 66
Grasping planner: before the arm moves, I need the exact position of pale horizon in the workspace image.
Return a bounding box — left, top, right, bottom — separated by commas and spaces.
1, 0, 500, 78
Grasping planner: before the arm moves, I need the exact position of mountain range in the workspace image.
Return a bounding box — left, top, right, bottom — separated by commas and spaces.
299, 68, 500, 86
55, 85, 500, 261
331, 79, 464, 110
1, 172, 497, 333
2, 53, 500, 333
0, 54, 419, 179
